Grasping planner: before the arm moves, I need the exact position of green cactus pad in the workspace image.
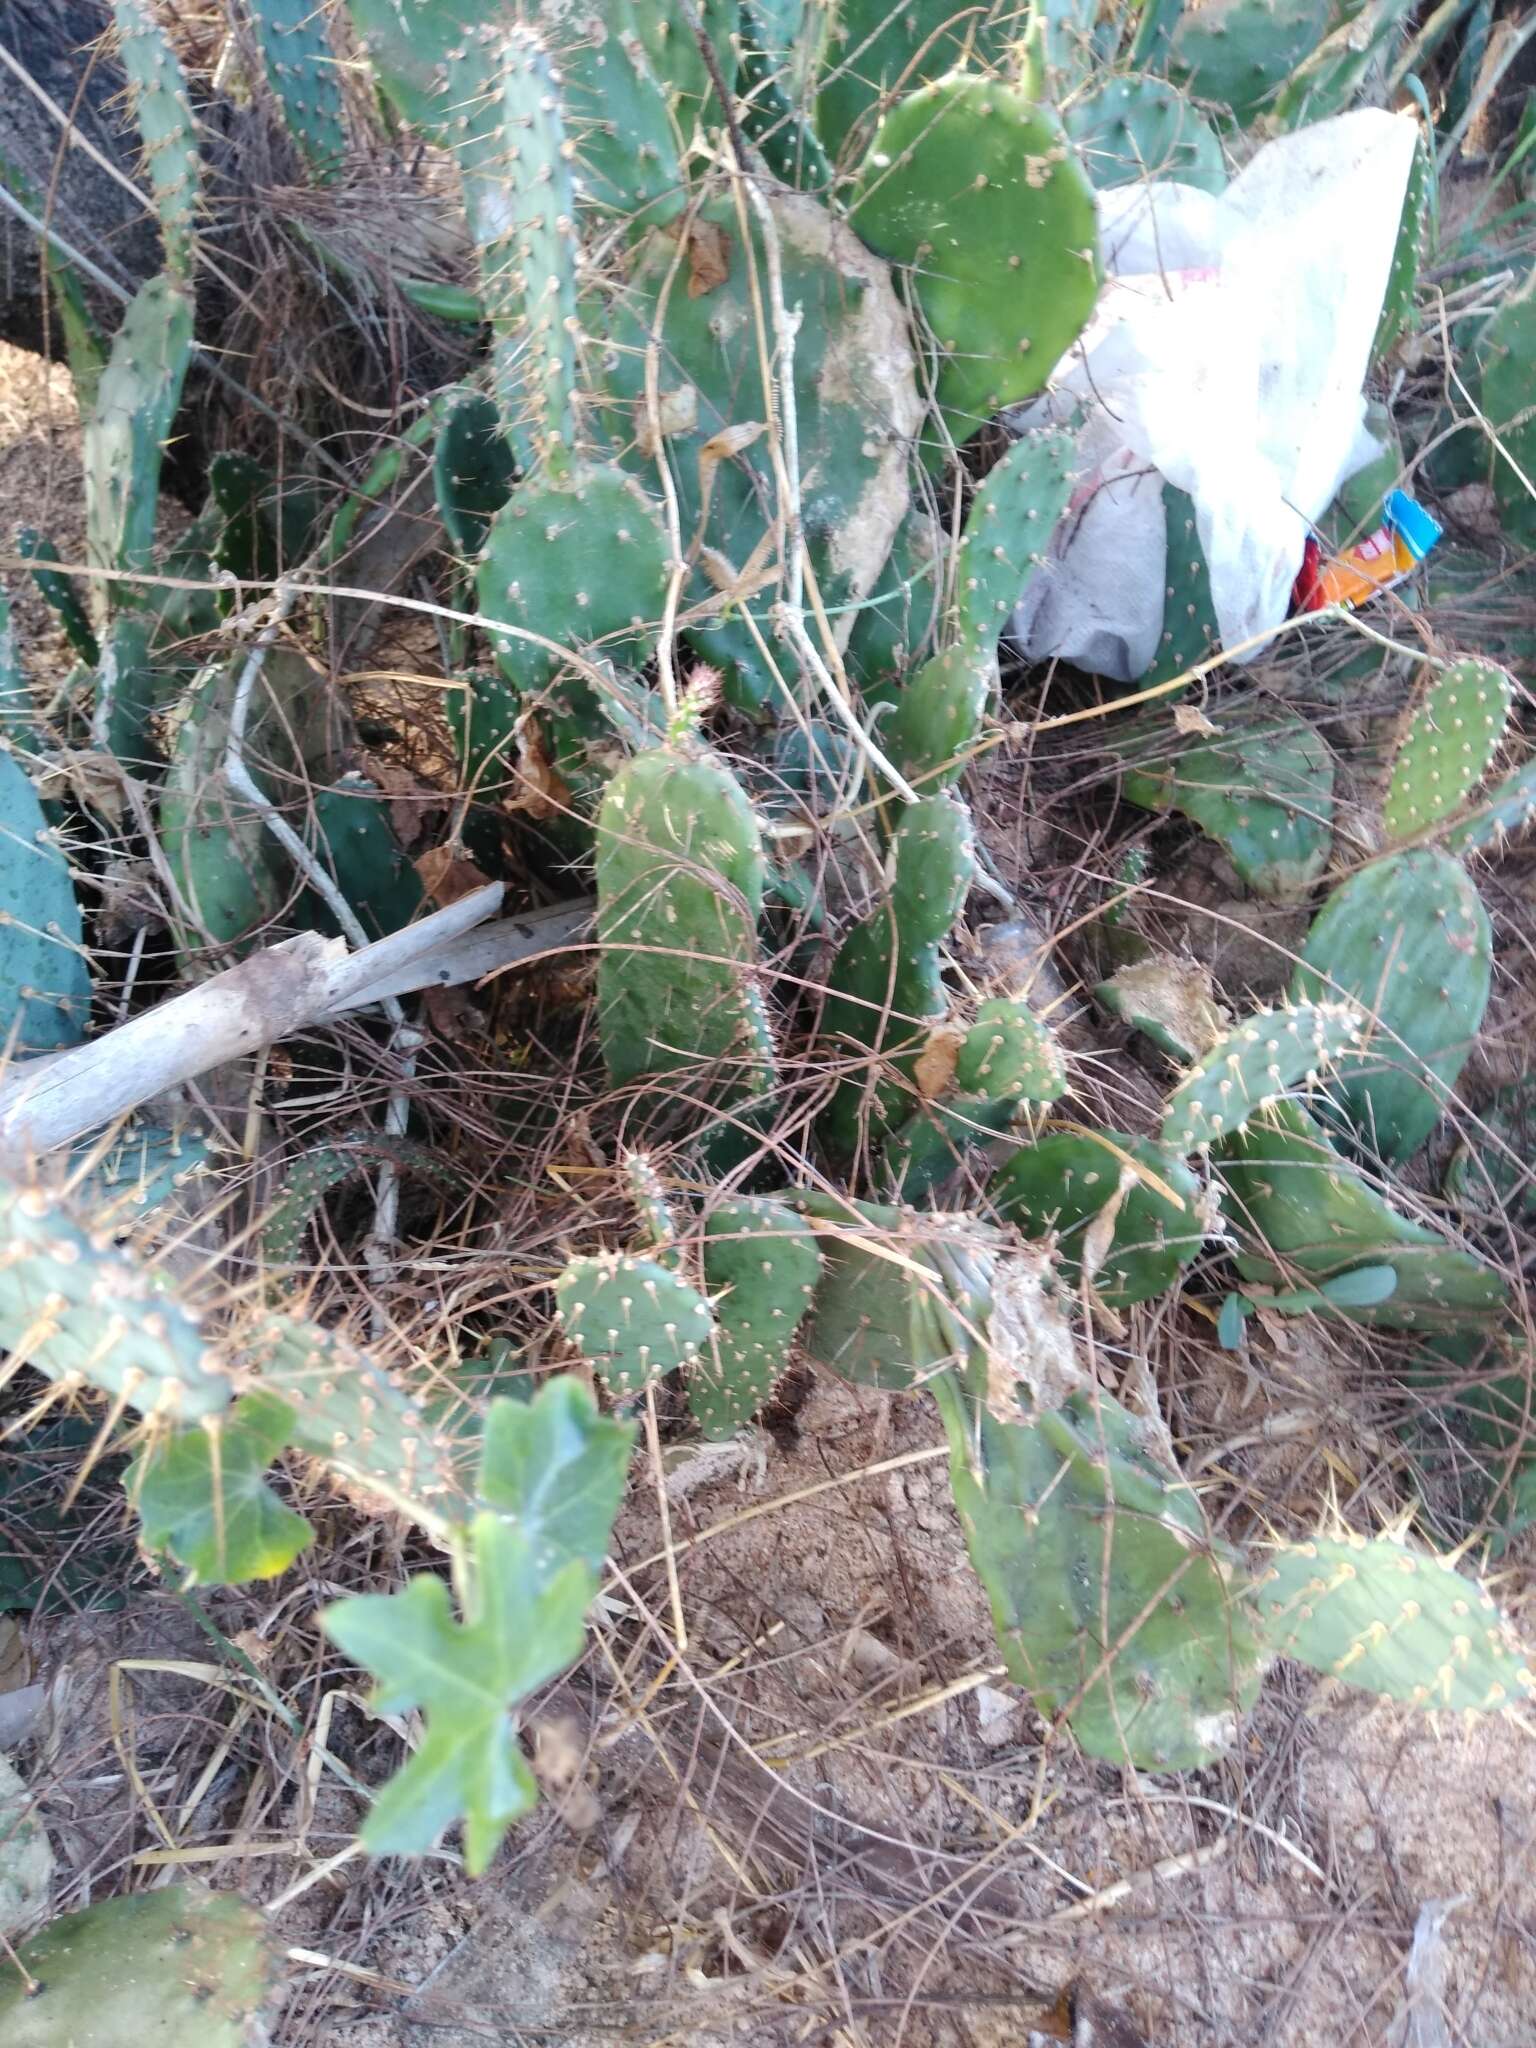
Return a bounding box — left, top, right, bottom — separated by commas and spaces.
434, 387, 517, 560
250, 1314, 467, 1527
0, 1175, 236, 1422
1143, 484, 1221, 691
1161, 1000, 1362, 1154
1168, 0, 1332, 126
478, 464, 670, 699
884, 996, 1069, 1196
1065, 74, 1227, 193
990, 1129, 1205, 1308
260, 1136, 463, 1271
1384, 657, 1515, 843
1474, 280, 1536, 548
1443, 755, 1536, 857
555, 1251, 716, 1397
849, 74, 1100, 442
308, 775, 424, 939
814, 0, 1018, 160
1119, 701, 1335, 898
593, 189, 921, 711
737, 0, 833, 190
935, 1377, 1262, 1769
83, 273, 194, 596
882, 645, 993, 797
0, 1883, 274, 2047
160, 657, 298, 954
1251, 1533, 1535, 1713
953, 426, 1079, 658
113, 0, 201, 278
0, 748, 91, 1054
956, 994, 1068, 1101
595, 745, 772, 1101
15, 528, 99, 664
1445, 1073, 1536, 1219
447, 668, 521, 802
845, 501, 944, 694
556, 0, 706, 222
690, 1198, 822, 1437
1292, 848, 1491, 1163
1374, 131, 1429, 360
799, 1195, 1034, 1393
251, 0, 348, 179
75, 1121, 213, 1229
818, 794, 976, 1157
623, 1150, 682, 1259
1215, 1100, 1507, 1328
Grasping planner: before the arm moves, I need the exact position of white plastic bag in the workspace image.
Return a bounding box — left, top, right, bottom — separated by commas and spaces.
1009, 109, 1420, 682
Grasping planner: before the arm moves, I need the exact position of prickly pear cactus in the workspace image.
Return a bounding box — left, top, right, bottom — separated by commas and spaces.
251, 0, 348, 180
1065, 74, 1226, 193
737, 0, 833, 190
935, 1376, 1263, 1769
595, 744, 773, 1102
882, 645, 993, 797
953, 426, 1079, 658
1251, 1532, 1535, 1713
554, 0, 708, 222
1160, 1000, 1362, 1154
845, 501, 944, 695
1374, 129, 1429, 360
554, 1251, 717, 1397
1168, 0, 1332, 126
593, 188, 922, 711
0, 1175, 236, 1422
1291, 848, 1492, 1163
0, 748, 91, 1054
159, 664, 290, 953
1143, 483, 1221, 691
478, 465, 671, 707
848, 74, 1101, 443
82, 273, 194, 606
1445, 1073, 1536, 1219
1215, 1100, 1507, 1328
885, 994, 1067, 1196
308, 775, 424, 939
990, 1130, 1205, 1308
0, 1883, 274, 2048
249, 1314, 467, 1528
1474, 279, 1536, 548
1444, 755, 1536, 857
434, 387, 517, 560
1095, 954, 1230, 1065
814, 0, 1017, 159
799, 1194, 1074, 1405
690, 1198, 822, 1437
1383, 658, 1514, 844
1119, 701, 1335, 898
817, 794, 976, 1158
15, 529, 99, 664
113, 0, 201, 279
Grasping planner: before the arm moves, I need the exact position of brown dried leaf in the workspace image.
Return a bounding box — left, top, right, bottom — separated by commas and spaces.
1172, 702, 1221, 738
913, 1020, 964, 1100
686, 218, 732, 296
415, 844, 492, 908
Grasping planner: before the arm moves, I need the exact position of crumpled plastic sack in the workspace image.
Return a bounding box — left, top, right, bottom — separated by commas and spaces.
1009, 108, 1420, 682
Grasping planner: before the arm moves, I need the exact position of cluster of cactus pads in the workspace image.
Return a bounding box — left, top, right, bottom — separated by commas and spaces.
1, 0, 1534, 1956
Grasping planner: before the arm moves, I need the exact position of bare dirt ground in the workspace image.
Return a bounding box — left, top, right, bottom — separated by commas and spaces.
4, 331, 1535, 2048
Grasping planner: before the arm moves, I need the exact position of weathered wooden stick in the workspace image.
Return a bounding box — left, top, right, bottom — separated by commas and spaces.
0, 889, 592, 1161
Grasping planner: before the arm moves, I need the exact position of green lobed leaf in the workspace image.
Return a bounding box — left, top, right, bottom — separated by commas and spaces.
129, 1390, 312, 1585
322, 1515, 596, 1873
